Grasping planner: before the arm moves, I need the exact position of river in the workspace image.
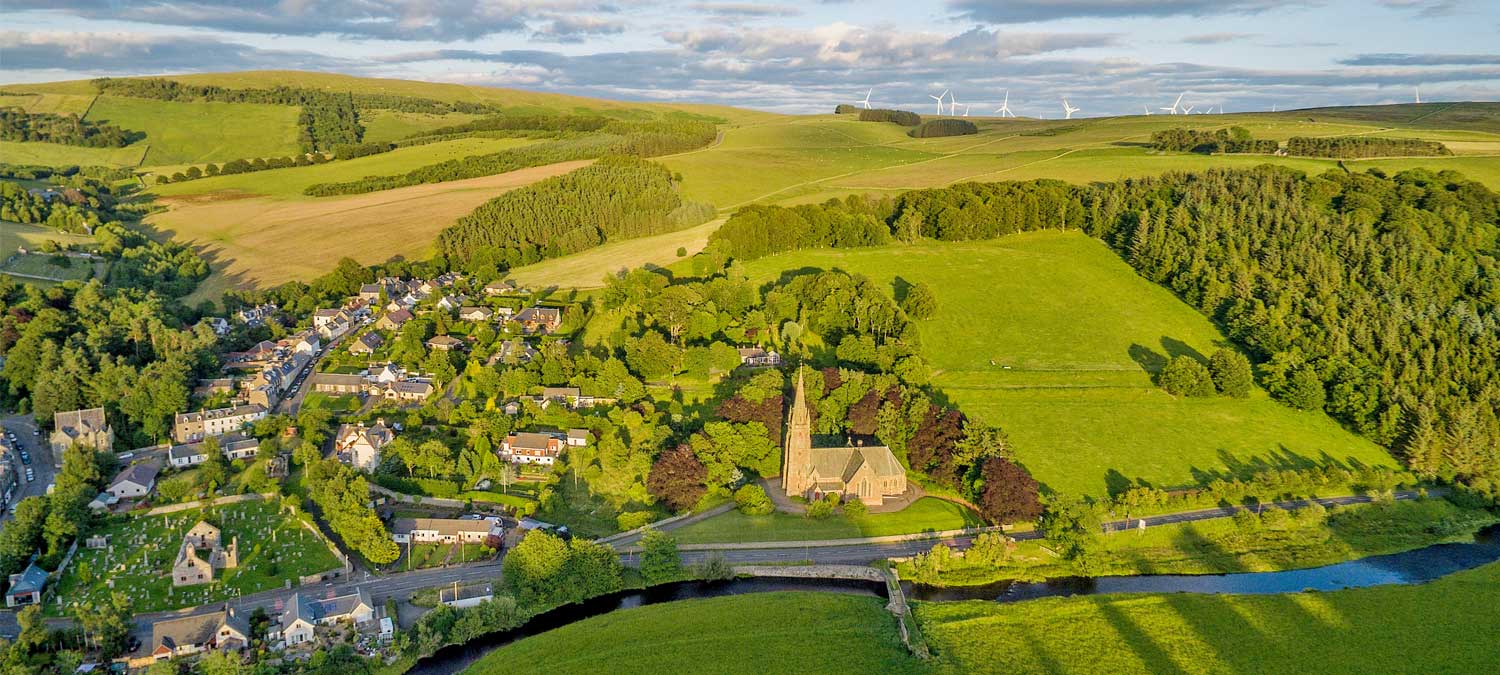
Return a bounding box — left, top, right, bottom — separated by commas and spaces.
409, 524, 1500, 675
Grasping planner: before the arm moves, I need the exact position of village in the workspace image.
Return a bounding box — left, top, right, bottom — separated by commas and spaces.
1, 267, 785, 670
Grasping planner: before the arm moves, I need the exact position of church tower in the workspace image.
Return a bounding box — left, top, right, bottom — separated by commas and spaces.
783, 368, 813, 497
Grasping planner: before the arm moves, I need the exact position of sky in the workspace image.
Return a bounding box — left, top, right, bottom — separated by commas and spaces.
2, 1, 1498, 116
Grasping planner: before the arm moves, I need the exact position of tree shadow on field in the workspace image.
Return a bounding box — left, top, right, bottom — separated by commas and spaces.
1128, 343, 1167, 374
891, 276, 915, 303
1160, 336, 1207, 363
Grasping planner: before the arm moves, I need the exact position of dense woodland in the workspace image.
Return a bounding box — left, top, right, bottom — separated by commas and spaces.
438, 156, 714, 273
92, 77, 499, 116
858, 108, 922, 126
1150, 127, 1279, 154
709, 166, 1500, 495
0, 108, 141, 147
303, 118, 717, 196
909, 119, 978, 138
1286, 135, 1451, 158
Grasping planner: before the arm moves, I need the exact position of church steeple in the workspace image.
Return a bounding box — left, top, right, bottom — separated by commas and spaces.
783, 367, 813, 497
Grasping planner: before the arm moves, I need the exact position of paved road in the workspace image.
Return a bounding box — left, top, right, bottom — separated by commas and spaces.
2, 414, 54, 523
276, 323, 360, 416
0, 489, 1430, 640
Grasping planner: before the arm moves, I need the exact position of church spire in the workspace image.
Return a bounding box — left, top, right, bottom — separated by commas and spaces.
783, 366, 813, 497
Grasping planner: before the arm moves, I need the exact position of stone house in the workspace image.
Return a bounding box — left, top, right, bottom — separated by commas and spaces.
51, 408, 113, 456
334, 420, 395, 471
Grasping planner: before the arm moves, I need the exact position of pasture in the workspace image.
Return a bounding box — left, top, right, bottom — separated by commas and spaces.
505, 217, 723, 289
741, 232, 1396, 497
49, 498, 343, 614
87, 95, 303, 166
466, 592, 923, 675
916, 561, 1500, 674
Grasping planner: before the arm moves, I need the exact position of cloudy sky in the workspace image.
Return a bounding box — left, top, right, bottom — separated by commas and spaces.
2, 1, 1497, 116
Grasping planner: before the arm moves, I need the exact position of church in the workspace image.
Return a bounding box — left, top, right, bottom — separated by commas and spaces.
782, 370, 907, 506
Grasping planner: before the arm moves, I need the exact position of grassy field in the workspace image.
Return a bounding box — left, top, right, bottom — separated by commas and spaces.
88, 95, 303, 166
917, 560, 1500, 674
0, 252, 104, 283
0, 222, 96, 255
466, 591, 923, 675
0, 140, 148, 168
359, 109, 485, 143
901, 499, 1498, 585
152, 136, 533, 200
672, 497, 985, 544
505, 217, 723, 289
50, 498, 343, 614
742, 232, 1396, 497
155, 159, 592, 301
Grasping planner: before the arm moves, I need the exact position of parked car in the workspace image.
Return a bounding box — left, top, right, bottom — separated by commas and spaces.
24, 468, 35, 482
19, 451, 31, 465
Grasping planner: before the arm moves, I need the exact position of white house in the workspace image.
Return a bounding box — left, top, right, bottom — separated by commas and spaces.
107, 462, 160, 499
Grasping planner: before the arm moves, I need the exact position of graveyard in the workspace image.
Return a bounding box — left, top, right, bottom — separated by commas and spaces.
49, 498, 345, 614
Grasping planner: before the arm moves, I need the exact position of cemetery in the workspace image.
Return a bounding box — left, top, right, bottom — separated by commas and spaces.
49, 498, 345, 614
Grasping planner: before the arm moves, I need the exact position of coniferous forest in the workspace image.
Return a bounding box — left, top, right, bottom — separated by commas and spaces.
710, 166, 1500, 495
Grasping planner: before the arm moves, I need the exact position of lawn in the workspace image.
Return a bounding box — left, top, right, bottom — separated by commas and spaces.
901, 499, 1498, 585
672, 497, 985, 544
50, 498, 343, 614
300, 392, 362, 413
0, 252, 104, 283
0, 222, 97, 256
742, 232, 1396, 497
466, 591, 924, 675
916, 560, 1500, 674
85, 95, 302, 167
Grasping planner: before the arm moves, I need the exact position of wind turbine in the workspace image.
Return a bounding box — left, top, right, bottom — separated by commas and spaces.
949, 91, 962, 116
994, 90, 1015, 117
1183, 104, 1195, 114
1142, 105, 1152, 116
859, 88, 873, 109
930, 89, 949, 116
1414, 87, 1421, 104
1062, 98, 1080, 120
1161, 92, 1185, 115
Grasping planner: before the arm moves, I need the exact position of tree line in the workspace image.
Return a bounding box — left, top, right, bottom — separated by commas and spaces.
302, 118, 717, 196
858, 108, 922, 126
152, 152, 332, 184
1150, 127, 1278, 153
437, 156, 714, 274
1285, 135, 1450, 158
705, 165, 1500, 499
909, 119, 978, 138
0, 108, 141, 147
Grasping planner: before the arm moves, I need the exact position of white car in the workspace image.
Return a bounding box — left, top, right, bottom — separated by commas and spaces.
24, 468, 35, 482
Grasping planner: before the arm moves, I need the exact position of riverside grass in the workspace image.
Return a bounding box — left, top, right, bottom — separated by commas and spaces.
741, 231, 1396, 497
916, 560, 1500, 675
671, 497, 985, 544
465, 591, 924, 675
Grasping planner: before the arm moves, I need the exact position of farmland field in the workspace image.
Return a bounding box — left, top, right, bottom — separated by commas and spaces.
466, 592, 923, 675
86, 95, 303, 166
0, 140, 149, 168
0, 221, 96, 256
917, 561, 1500, 675
742, 232, 1395, 497
49, 498, 343, 614
505, 217, 724, 289
156, 159, 593, 299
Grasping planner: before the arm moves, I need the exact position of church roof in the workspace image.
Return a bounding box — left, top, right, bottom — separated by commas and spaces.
808, 445, 903, 483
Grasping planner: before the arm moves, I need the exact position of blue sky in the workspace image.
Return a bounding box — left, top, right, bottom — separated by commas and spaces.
2, 1, 1497, 116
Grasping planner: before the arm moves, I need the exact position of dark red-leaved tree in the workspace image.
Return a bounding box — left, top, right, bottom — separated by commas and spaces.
847, 386, 899, 436
977, 457, 1042, 525
908, 405, 965, 486
647, 444, 708, 512
716, 394, 785, 444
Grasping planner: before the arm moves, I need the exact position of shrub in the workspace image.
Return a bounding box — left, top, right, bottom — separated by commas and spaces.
843, 499, 867, 517
734, 484, 775, 516
834, 104, 861, 114
1157, 355, 1216, 397
616, 510, 656, 531
805, 498, 834, 519
900, 281, 938, 320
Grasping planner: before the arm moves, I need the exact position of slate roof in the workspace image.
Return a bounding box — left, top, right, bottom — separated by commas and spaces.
110, 462, 160, 489
6, 561, 48, 597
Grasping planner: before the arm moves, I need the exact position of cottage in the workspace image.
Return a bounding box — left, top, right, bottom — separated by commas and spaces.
334, 420, 395, 471
149, 608, 249, 660
51, 408, 113, 456
372, 363, 404, 384
4, 561, 48, 607
736, 347, 783, 368
275, 588, 375, 646
488, 339, 538, 365
376, 380, 434, 402
349, 331, 385, 355
458, 306, 494, 322
107, 462, 160, 499
88, 492, 119, 512
376, 309, 413, 331
358, 284, 383, 303
436, 294, 465, 311
235, 303, 278, 327
285, 330, 321, 355
541, 387, 580, 406
311, 372, 365, 395
482, 279, 516, 296
501, 431, 566, 465
566, 429, 591, 447
390, 517, 500, 544
426, 335, 465, 351
167, 443, 208, 468
203, 317, 231, 337
439, 584, 495, 609
515, 307, 562, 334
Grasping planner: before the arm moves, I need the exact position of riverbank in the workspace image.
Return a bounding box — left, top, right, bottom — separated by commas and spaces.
899, 498, 1497, 587
916, 560, 1500, 674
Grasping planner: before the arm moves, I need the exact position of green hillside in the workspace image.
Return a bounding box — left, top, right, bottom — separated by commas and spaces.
741, 232, 1395, 496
